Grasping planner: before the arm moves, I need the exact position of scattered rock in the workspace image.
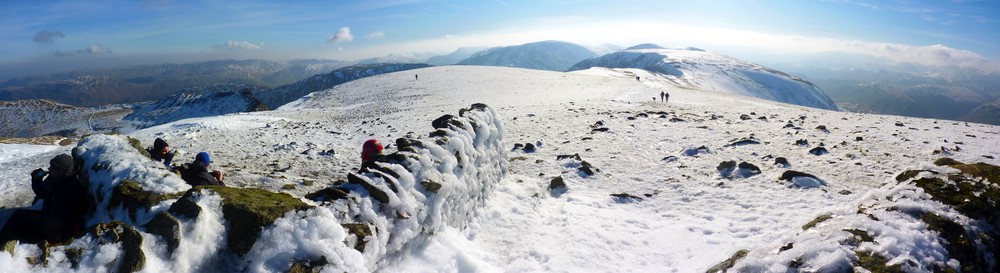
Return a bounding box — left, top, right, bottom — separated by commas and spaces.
610, 193, 642, 201
895, 122, 904, 127
725, 138, 761, 147
591, 127, 609, 133
421, 180, 442, 193
706, 249, 749, 273
669, 117, 685, 122
662, 156, 679, 162
348, 173, 391, 204
794, 139, 809, 146
305, 187, 351, 202
802, 214, 832, 230
740, 114, 751, 120
548, 176, 566, 191
682, 146, 711, 156
779, 171, 826, 188
90, 222, 145, 272
578, 161, 597, 176
808, 147, 829, 156
815, 125, 828, 132
523, 143, 537, 153
855, 136, 863, 141
341, 223, 372, 252
774, 157, 790, 168
557, 154, 582, 161
431, 114, 456, 129
779, 243, 794, 252
512, 143, 524, 151
718, 161, 762, 179
838, 190, 852, 195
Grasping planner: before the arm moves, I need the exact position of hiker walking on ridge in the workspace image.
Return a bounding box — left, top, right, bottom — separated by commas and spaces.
660, 91, 665, 102
664, 91, 670, 103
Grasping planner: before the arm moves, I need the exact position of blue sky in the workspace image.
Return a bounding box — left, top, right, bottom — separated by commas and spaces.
1, 0, 998, 77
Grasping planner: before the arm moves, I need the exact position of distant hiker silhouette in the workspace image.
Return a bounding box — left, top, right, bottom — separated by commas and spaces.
636, 76, 640, 81
665, 91, 670, 103
660, 92, 665, 102
415, 74, 419, 80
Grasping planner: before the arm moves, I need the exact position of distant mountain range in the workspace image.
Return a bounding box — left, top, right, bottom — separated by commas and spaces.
457, 40, 598, 71
0, 59, 346, 107
0, 84, 268, 138
569, 46, 840, 110
759, 52, 1000, 125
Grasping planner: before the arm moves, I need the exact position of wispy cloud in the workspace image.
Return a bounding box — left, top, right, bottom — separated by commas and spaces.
212, 40, 263, 50
367, 31, 385, 39
33, 30, 65, 43
54, 44, 111, 56
327, 27, 354, 43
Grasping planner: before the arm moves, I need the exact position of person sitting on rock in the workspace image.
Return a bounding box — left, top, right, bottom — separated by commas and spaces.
3, 154, 91, 243
359, 139, 384, 173
179, 152, 224, 186
147, 138, 176, 170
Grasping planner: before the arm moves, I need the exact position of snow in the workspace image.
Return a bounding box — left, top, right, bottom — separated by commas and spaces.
1, 65, 999, 272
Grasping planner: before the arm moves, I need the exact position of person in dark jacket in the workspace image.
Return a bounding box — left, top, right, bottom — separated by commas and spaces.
359, 139, 384, 173
2, 154, 90, 243
147, 138, 175, 169
180, 152, 224, 186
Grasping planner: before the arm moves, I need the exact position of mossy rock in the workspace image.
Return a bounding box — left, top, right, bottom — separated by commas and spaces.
90, 222, 145, 273
192, 186, 313, 255
110, 180, 184, 218
705, 249, 749, 273
855, 251, 903, 273
2, 240, 16, 255
921, 213, 985, 273
420, 179, 442, 193
347, 173, 390, 204
286, 257, 329, 273
341, 223, 371, 252
126, 137, 151, 159
802, 214, 832, 230
304, 187, 350, 202
144, 212, 181, 256
167, 195, 202, 219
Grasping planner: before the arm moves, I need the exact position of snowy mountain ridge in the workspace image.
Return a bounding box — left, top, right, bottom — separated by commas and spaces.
457, 40, 598, 71
0, 65, 998, 272
569, 48, 841, 110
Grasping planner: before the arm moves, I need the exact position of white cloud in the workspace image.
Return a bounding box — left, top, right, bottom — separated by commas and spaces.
212, 41, 263, 50
328, 27, 354, 43
54, 44, 111, 56
367, 31, 385, 39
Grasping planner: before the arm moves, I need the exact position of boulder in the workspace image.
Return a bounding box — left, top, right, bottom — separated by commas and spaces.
774, 157, 790, 167
143, 212, 181, 256
176, 186, 313, 256
431, 114, 456, 129
808, 147, 829, 156
110, 180, 184, 219
779, 171, 826, 188
90, 222, 145, 273
305, 187, 351, 202
548, 176, 566, 191
341, 223, 372, 252
347, 173, 391, 204
706, 249, 749, 273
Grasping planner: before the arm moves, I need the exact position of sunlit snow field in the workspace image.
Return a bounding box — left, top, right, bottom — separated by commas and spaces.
2, 66, 998, 272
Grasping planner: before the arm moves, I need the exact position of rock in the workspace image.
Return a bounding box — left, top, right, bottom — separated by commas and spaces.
556, 154, 582, 161
348, 173, 391, 204
627, 116, 636, 121
662, 156, 679, 162
578, 161, 596, 176
725, 138, 761, 147
783, 123, 796, 128
774, 157, 790, 167
341, 223, 372, 252
591, 127, 609, 133
855, 136, 863, 141
838, 190, 852, 195
815, 125, 828, 132
808, 147, 829, 156
2, 240, 15, 255
610, 193, 642, 200
717, 160, 737, 173
111, 180, 184, 219
895, 122, 904, 127
706, 249, 749, 273
740, 114, 751, 120
90, 222, 145, 272
779, 171, 826, 188
669, 117, 685, 122
305, 187, 350, 202
548, 176, 566, 191
167, 196, 202, 219
682, 146, 711, 156
523, 143, 536, 153
512, 143, 524, 151
287, 258, 329, 273
144, 212, 181, 256
179, 186, 312, 255
737, 162, 762, 177
779, 243, 793, 252
794, 139, 809, 146
420, 180, 442, 193
757, 116, 767, 121
718, 161, 761, 179
431, 114, 456, 129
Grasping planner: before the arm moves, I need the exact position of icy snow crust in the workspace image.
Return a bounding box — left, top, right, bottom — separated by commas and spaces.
1, 65, 998, 272
569, 48, 841, 111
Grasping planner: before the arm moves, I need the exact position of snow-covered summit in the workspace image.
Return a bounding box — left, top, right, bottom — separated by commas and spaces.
569, 48, 840, 110
457, 40, 598, 71
1, 65, 998, 272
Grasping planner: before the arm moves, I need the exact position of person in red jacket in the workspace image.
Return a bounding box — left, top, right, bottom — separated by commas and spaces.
360, 139, 384, 172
